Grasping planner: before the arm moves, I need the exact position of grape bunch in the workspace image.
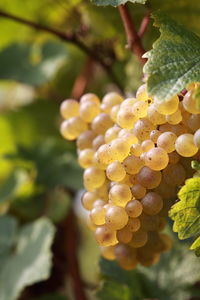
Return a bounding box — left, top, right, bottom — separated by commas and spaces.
60, 83, 200, 270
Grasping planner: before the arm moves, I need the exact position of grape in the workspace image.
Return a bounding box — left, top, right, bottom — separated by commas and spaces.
154, 179, 176, 201
80, 93, 100, 105
117, 106, 138, 129
92, 135, 105, 151
100, 246, 115, 260
144, 147, 169, 171
119, 174, 133, 187
118, 129, 138, 146
120, 98, 137, 107
105, 206, 128, 230
126, 217, 141, 232
131, 184, 146, 199
130, 143, 142, 157
115, 244, 138, 270
136, 84, 150, 101
157, 131, 177, 153
96, 144, 114, 165
123, 155, 144, 174
60, 120, 76, 140
109, 183, 132, 207
80, 101, 100, 122
101, 92, 123, 113
147, 104, 166, 125
159, 233, 173, 252
83, 166, 106, 190
92, 113, 113, 134
175, 133, 198, 157
166, 109, 182, 125
110, 105, 120, 122
95, 225, 118, 246
78, 148, 95, 168
129, 174, 138, 185
141, 140, 154, 152
139, 213, 160, 231
109, 138, 131, 162
170, 124, 188, 136
125, 200, 143, 218
183, 90, 200, 114
194, 129, 200, 148
93, 152, 108, 170
77, 130, 96, 150
133, 119, 155, 141
163, 163, 186, 186
168, 151, 180, 164
106, 161, 126, 182
159, 123, 172, 133
90, 206, 106, 225
105, 126, 121, 143
93, 199, 107, 207
132, 101, 148, 118
117, 227, 133, 244
60, 99, 79, 119
60, 117, 88, 140
86, 215, 96, 231
95, 180, 109, 200
129, 229, 148, 248
154, 96, 179, 115
150, 130, 162, 143
137, 166, 162, 189
187, 114, 200, 132
141, 192, 163, 215
81, 191, 97, 210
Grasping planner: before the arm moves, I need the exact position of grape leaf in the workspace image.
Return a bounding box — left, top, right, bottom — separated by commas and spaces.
144, 12, 200, 101
91, 0, 146, 6
192, 160, 200, 172
191, 237, 200, 257
0, 215, 18, 255
97, 279, 130, 300
0, 217, 55, 300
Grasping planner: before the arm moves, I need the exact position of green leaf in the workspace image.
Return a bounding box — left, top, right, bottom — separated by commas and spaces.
144, 12, 200, 101
193, 85, 200, 108
0, 41, 67, 86
0, 215, 18, 254
30, 293, 67, 300
91, 0, 146, 6
191, 237, 200, 257
169, 178, 200, 239
0, 217, 55, 300
97, 279, 130, 300
192, 160, 200, 171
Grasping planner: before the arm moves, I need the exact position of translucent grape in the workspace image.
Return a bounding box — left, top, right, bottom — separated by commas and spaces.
80, 93, 100, 105
93, 152, 108, 170
60, 117, 88, 140
96, 144, 114, 165
183, 90, 200, 114
106, 161, 126, 182
157, 131, 177, 153
141, 192, 163, 215
123, 155, 144, 174
115, 244, 137, 270
120, 98, 137, 107
105, 206, 128, 230
194, 129, 200, 148
147, 104, 166, 125
131, 184, 146, 199
141, 140, 154, 152
137, 166, 162, 189
130, 143, 142, 157
60, 99, 79, 119
110, 105, 120, 122
109, 138, 131, 162
150, 130, 162, 143
93, 199, 107, 208
95, 225, 118, 246
92, 113, 113, 134
101, 92, 123, 113
81, 191, 98, 210
132, 101, 148, 118
77, 130, 96, 150
118, 129, 138, 146
80, 101, 100, 122
90, 206, 106, 225
144, 147, 169, 171
166, 109, 182, 125
126, 218, 141, 232
133, 119, 155, 141
187, 114, 200, 132
109, 183, 132, 207
100, 246, 115, 260
83, 166, 106, 190
117, 106, 138, 129
175, 133, 198, 157
117, 227, 133, 244
136, 84, 149, 101
92, 135, 105, 151
78, 148, 95, 168
104, 126, 121, 143
125, 200, 143, 218
155, 96, 179, 115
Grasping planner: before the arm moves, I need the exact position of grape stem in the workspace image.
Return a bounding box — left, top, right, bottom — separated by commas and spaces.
138, 10, 151, 38
0, 9, 123, 92
118, 4, 147, 64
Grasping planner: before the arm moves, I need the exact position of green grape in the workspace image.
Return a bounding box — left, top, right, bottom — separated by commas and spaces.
157, 131, 177, 153
117, 227, 133, 244
144, 147, 169, 171
105, 205, 129, 230
90, 206, 106, 225
106, 161, 126, 182
131, 184, 146, 199
109, 138, 131, 162
104, 126, 121, 143
95, 225, 118, 246
80, 93, 100, 105
133, 119, 155, 141
125, 200, 143, 218
81, 191, 98, 210
60, 117, 88, 140
110, 105, 120, 122
96, 144, 115, 165
194, 129, 200, 148
117, 106, 138, 129
118, 129, 138, 146
137, 166, 162, 189
83, 166, 106, 190
76, 130, 96, 150
60, 99, 79, 119
92, 135, 105, 151
141, 140, 155, 152
78, 148, 95, 168
132, 100, 148, 118
166, 109, 182, 125
109, 183, 132, 207
163, 163, 186, 186
183, 90, 200, 114
80, 101, 100, 122
92, 113, 113, 134
123, 155, 144, 174
154, 96, 179, 115
101, 92, 123, 113
175, 133, 198, 157
120, 98, 137, 107
141, 192, 163, 215
147, 103, 166, 125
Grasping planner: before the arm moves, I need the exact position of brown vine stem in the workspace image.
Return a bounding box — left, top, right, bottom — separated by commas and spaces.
0, 9, 123, 92
118, 4, 147, 64
138, 11, 150, 38
64, 210, 88, 300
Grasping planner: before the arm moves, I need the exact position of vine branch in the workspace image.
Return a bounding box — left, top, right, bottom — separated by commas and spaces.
118, 4, 147, 64
138, 11, 150, 38
0, 9, 123, 92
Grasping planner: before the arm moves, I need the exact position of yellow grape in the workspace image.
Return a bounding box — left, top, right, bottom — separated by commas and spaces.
109, 183, 132, 207
117, 227, 133, 244
166, 109, 182, 125
187, 114, 200, 132
133, 119, 155, 141
81, 191, 98, 210
194, 129, 200, 148
78, 148, 94, 168
106, 161, 126, 182
141, 140, 154, 152
183, 90, 200, 114
109, 138, 131, 162
83, 166, 105, 190
157, 131, 177, 153
100, 246, 115, 260
117, 106, 138, 129
141, 192, 163, 215
126, 217, 141, 232
90, 206, 106, 225
105, 206, 129, 230
175, 133, 198, 157
104, 126, 121, 143
95, 225, 118, 246
147, 103, 166, 125
80, 93, 100, 105
92, 135, 105, 151
154, 96, 179, 115
125, 200, 143, 218
80, 101, 100, 122
92, 113, 113, 134
60, 99, 79, 119
130, 143, 142, 157
144, 147, 169, 171
76, 130, 96, 150
123, 155, 144, 174
137, 166, 162, 189
131, 184, 146, 199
